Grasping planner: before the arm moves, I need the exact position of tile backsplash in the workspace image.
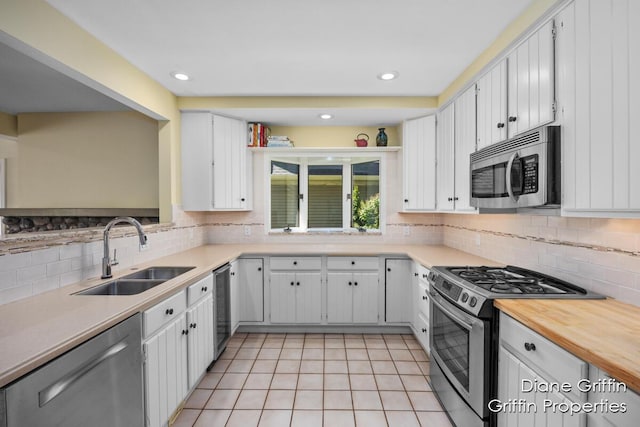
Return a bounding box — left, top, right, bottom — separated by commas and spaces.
2, 207, 640, 308
443, 214, 640, 307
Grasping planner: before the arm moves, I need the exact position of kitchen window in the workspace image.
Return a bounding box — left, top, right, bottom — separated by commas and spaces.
268, 154, 382, 233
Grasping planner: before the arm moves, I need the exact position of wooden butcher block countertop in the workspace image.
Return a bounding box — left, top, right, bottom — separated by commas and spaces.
496, 298, 640, 393
0, 243, 499, 388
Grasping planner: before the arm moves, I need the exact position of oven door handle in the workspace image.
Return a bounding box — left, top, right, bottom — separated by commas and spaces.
429, 290, 481, 331
506, 151, 519, 202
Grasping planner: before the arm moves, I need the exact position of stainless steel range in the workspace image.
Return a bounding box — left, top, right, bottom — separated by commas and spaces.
426, 265, 604, 427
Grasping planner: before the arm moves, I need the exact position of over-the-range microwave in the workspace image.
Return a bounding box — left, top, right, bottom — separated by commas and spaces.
470, 125, 560, 210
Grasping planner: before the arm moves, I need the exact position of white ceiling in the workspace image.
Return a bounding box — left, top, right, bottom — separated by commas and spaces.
3, 1, 534, 125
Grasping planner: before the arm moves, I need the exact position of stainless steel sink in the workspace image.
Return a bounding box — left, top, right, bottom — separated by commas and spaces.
122, 266, 195, 281
75, 266, 195, 296
76, 279, 166, 295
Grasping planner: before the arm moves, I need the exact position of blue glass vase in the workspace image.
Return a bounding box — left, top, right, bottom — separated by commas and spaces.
376, 128, 388, 147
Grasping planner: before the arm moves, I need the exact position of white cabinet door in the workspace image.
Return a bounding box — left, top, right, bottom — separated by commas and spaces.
238, 258, 264, 322
402, 115, 437, 211
181, 112, 251, 211
477, 60, 508, 149
385, 259, 412, 323
229, 260, 240, 334
556, 0, 640, 216
327, 272, 353, 324
498, 346, 585, 427
187, 294, 214, 389
453, 85, 478, 212
269, 272, 297, 324
507, 20, 555, 138
352, 272, 379, 324
144, 314, 188, 427
436, 103, 455, 211
295, 272, 322, 324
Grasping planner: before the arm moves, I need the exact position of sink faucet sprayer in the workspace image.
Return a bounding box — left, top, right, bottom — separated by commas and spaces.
101, 217, 148, 279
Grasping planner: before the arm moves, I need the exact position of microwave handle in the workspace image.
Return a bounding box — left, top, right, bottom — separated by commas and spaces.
506, 152, 519, 202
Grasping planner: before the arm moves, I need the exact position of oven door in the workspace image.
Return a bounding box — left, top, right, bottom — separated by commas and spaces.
470, 143, 548, 209
429, 289, 490, 418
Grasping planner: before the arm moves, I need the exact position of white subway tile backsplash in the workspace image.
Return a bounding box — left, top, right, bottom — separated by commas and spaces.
32, 276, 60, 294
46, 260, 72, 277
59, 244, 83, 260
17, 264, 46, 283
30, 248, 59, 265
0, 271, 17, 291
0, 252, 30, 272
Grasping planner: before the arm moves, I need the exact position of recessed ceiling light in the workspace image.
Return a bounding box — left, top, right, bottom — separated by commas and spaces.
171, 72, 190, 81
319, 113, 333, 120
378, 71, 399, 81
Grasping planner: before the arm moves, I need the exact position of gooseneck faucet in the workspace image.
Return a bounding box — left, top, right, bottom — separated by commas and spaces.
101, 217, 148, 279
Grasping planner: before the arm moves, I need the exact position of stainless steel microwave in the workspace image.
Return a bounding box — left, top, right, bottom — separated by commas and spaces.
470, 125, 560, 210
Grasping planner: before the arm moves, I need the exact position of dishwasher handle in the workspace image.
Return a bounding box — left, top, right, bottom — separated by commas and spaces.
38, 338, 129, 407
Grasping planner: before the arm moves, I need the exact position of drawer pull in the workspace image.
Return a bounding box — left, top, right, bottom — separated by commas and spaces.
524, 342, 536, 352
293, 261, 297, 265
422, 296, 428, 300
290, 281, 294, 286
351, 261, 355, 265
414, 272, 419, 277
201, 286, 208, 292
421, 328, 427, 333
348, 281, 352, 286
296, 282, 300, 286
165, 308, 174, 315
182, 329, 189, 335
354, 282, 358, 286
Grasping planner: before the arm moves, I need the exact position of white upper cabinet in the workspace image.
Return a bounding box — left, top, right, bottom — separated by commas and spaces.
476, 59, 508, 149
402, 115, 436, 211
556, 0, 640, 216
507, 19, 555, 138
181, 112, 252, 211
436, 103, 455, 211
453, 85, 478, 212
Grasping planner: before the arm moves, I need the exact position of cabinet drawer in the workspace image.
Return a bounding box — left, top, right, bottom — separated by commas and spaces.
270, 257, 321, 270
417, 279, 429, 318
327, 257, 378, 271
417, 264, 430, 282
144, 290, 187, 338
187, 274, 213, 306
500, 312, 588, 401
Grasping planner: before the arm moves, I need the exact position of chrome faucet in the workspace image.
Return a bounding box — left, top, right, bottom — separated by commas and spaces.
101, 217, 148, 279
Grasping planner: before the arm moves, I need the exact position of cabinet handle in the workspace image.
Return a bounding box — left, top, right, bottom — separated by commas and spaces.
387, 268, 391, 272
354, 282, 358, 286
524, 342, 536, 352
165, 308, 174, 315
422, 328, 427, 333
454, 197, 459, 201
508, 116, 517, 122
241, 198, 246, 202
351, 261, 355, 265
422, 296, 428, 300
448, 197, 453, 202
258, 267, 262, 271
231, 271, 235, 276
290, 281, 294, 286
422, 274, 428, 278
497, 122, 505, 129
404, 199, 409, 203
201, 286, 208, 292
349, 281, 352, 286
296, 282, 300, 286
182, 329, 189, 335
414, 272, 419, 277
293, 261, 297, 265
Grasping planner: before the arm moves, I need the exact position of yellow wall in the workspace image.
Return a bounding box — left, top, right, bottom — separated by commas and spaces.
268, 126, 400, 148
8, 112, 158, 208
0, 0, 179, 221
0, 112, 17, 137
438, 0, 559, 105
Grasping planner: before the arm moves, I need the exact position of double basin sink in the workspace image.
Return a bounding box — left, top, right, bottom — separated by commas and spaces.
76, 266, 195, 296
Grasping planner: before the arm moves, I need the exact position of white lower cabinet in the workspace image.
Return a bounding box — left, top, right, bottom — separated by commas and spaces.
143, 275, 214, 427
269, 263, 322, 324
327, 271, 378, 323
498, 312, 588, 427
143, 310, 188, 427
384, 258, 413, 323
230, 260, 240, 334
587, 365, 640, 427
237, 258, 265, 322
411, 263, 430, 352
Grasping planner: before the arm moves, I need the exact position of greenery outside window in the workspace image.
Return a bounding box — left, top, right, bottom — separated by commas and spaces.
268, 154, 382, 232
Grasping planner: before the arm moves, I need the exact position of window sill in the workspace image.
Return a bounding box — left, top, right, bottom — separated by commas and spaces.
268, 229, 381, 236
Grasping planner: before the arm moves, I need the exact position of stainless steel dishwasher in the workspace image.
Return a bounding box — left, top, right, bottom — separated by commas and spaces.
0, 313, 143, 427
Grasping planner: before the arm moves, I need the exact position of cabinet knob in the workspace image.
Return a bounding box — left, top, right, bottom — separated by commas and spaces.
448, 197, 453, 202
296, 282, 300, 286
231, 271, 235, 276
497, 122, 505, 129
349, 281, 352, 286
414, 272, 419, 277
241, 198, 246, 202
421, 328, 427, 333
258, 267, 262, 271
293, 261, 297, 265
422, 274, 428, 278
508, 116, 517, 122
524, 342, 536, 352
202, 286, 208, 292
404, 199, 409, 203
182, 329, 189, 335
354, 282, 358, 286
422, 296, 428, 300
454, 197, 459, 201
351, 261, 355, 265
291, 281, 294, 286
165, 308, 174, 315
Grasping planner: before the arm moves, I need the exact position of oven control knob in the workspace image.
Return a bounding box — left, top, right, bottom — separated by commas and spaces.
460, 292, 469, 303
469, 296, 478, 307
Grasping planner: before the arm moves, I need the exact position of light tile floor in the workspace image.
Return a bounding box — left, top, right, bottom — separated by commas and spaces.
172, 333, 453, 427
